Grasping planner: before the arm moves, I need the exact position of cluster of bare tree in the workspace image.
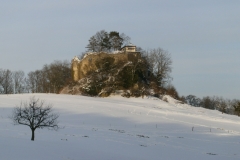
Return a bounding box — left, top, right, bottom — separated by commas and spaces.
86, 30, 130, 52
182, 95, 240, 116
0, 60, 70, 94
143, 48, 173, 88
0, 69, 25, 94
27, 60, 71, 93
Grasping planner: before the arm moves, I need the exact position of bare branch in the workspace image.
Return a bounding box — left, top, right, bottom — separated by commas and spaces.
10, 96, 59, 141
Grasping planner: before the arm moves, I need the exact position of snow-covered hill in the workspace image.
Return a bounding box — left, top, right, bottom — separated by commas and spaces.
0, 94, 240, 160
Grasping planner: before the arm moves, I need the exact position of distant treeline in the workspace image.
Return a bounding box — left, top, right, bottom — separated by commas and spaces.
180, 95, 240, 116
0, 60, 71, 94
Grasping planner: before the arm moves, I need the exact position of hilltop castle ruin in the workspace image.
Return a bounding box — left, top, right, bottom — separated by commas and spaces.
72, 43, 140, 81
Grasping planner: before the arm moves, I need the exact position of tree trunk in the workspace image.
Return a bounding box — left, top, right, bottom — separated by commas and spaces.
31, 129, 35, 141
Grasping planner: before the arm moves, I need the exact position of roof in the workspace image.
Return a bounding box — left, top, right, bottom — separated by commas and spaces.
121, 43, 136, 50
124, 43, 136, 47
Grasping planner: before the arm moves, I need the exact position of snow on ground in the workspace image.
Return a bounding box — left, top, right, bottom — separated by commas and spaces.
0, 93, 240, 160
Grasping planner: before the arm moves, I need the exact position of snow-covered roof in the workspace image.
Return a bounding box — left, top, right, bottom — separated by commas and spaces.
121, 43, 136, 50
124, 43, 136, 47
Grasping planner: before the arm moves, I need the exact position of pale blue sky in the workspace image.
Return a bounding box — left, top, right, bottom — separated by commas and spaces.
0, 0, 239, 99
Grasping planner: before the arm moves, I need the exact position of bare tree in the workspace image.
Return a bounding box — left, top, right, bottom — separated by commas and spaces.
86, 30, 109, 52
26, 60, 70, 94
166, 85, 180, 100
214, 97, 227, 114
26, 71, 37, 93
109, 31, 124, 51
0, 69, 14, 94
0, 69, 4, 93
45, 60, 71, 93
13, 70, 25, 94
146, 48, 172, 88
86, 30, 131, 52
120, 33, 130, 47
11, 97, 59, 141
201, 96, 216, 110
27, 70, 44, 93
86, 35, 98, 52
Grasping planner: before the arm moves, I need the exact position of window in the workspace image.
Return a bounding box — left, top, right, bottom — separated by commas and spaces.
127, 47, 135, 50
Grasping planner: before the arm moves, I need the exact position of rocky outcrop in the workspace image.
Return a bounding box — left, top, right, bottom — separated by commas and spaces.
71, 52, 140, 81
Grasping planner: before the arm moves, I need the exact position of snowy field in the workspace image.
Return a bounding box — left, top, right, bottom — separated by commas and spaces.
0, 94, 240, 160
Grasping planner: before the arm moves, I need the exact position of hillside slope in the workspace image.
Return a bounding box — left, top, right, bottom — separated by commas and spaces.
0, 94, 240, 160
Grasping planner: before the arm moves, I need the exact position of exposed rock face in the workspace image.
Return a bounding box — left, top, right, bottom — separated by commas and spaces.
60, 50, 142, 96
71, 52, 140, 81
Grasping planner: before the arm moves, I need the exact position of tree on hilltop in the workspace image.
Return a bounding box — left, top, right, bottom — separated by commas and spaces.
86, 30, 130, 52
145, 48, 172, 88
